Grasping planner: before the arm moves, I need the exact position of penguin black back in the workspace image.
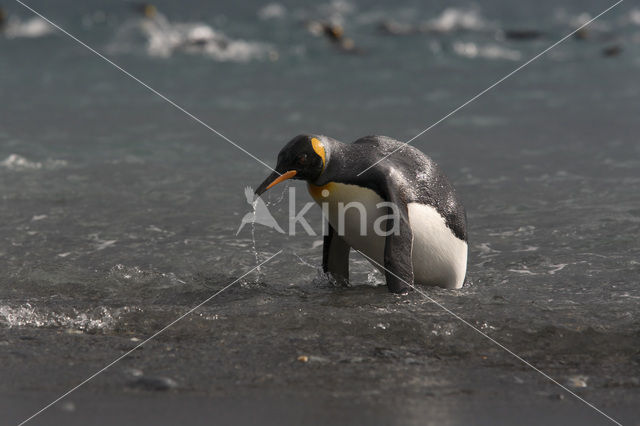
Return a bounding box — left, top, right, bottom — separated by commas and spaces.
314, 135, 467, 242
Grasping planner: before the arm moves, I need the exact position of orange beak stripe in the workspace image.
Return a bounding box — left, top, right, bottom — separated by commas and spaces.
266, 170, 297, 190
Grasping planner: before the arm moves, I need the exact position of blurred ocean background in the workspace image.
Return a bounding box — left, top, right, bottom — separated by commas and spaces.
1, 0, 639, 424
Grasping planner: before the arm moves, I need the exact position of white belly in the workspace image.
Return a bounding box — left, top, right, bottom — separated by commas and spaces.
309, 182, 467, 289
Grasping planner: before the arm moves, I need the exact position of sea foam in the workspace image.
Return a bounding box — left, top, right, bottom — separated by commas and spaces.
0, 154, 67, 171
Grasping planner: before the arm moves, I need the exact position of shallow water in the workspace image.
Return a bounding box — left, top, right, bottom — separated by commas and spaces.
1, 0, 639, 424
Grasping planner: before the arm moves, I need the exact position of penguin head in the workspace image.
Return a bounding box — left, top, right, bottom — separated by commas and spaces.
323, 24, 344, 42
255, 134, 327, 196
134, 3, 157, 18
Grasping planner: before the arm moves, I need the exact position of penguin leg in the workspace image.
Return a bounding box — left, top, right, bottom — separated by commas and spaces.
382, 195, 414, 294
323, 222, 350, 286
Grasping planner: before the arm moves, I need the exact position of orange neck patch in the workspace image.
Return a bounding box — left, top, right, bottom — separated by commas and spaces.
311, 137, 326, 170
307, 182, 333, 203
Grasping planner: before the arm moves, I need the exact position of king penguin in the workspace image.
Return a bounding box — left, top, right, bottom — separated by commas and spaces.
255, 134, 468, 294
0, 7, 6, 31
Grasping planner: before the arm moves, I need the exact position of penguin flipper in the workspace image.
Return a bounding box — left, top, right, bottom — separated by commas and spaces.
381, 184, 414, 294
322, 222, 350, 286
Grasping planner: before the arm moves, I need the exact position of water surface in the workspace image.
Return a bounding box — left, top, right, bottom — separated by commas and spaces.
1, 0, 639, 424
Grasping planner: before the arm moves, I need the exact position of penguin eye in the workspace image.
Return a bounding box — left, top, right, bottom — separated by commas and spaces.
297, 154, 308, 165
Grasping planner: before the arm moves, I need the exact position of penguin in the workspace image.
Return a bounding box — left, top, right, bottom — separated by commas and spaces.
133, 3, 158, 19
305, 21, 360, 54
255, 134, 468, 294
602, 44, 622, 57
322, 23, 343, 43
0, 7, 7, 31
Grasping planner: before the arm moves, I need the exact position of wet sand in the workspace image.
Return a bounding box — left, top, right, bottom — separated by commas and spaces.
5, 390, 638, 426
3, 284, 639, 426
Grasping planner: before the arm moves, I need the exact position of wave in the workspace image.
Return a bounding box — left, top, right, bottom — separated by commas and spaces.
553, 9, 610, 32
424, 7, 492, 33
290, 0, 355, 28
0, 154, 67, 171
108, 13, 277, 62
379, 7, 494, 36
625, 9, 640, 26
453, 41, 521, 61
258, 3, 287, 21
3, 16, 55, 39
316, 0, 355, 26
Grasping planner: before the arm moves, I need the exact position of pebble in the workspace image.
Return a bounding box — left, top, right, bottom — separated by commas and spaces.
567, 375, 588, 389
297, 355, 330, 363
125, 367, 144, 377
128, 376, 178, 391
59, 401, 76, 412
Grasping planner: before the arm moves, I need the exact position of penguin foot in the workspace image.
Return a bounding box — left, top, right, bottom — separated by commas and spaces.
326, 272, 349, 288
387, 283, 413, 294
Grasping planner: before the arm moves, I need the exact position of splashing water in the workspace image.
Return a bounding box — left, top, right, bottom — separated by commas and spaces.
245, 183, 291, 283
0, 303, 128, 332
250, 218, 262, 284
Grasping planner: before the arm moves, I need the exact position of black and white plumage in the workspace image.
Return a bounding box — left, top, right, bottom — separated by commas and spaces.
256, 134, 468, 293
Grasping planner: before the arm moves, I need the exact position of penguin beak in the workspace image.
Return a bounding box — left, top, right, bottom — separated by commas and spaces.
255, 170, 297, 196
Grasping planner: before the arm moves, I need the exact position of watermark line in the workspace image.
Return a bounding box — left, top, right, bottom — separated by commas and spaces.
237, 186, 402, 237
14, 0, 278, 175
17, 250, 283, 426
354, 249, 622, 426
357, 0, 624, 176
